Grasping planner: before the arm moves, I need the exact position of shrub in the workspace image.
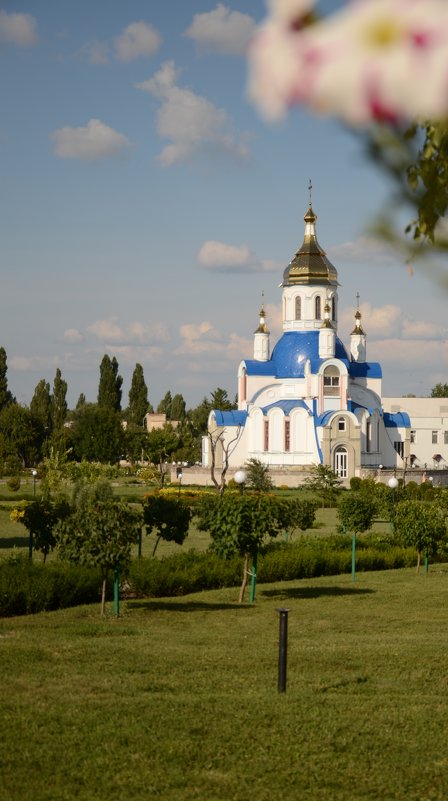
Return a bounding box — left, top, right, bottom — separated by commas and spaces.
7, 475, 21, 492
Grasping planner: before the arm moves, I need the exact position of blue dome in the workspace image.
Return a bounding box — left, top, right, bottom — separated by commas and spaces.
270, 331, 349, 378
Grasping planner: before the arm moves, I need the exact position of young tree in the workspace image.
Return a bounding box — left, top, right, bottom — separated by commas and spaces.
98, 355, 122, 412
143, 495, 191, 556
56, 483, 142, 615
208, 427, 242, 495
276, 498, 317, 541
244, 458, 273, 492
393, 500, 446, 572
21, 496, 70, 562
197, 494, 285, 603
128, 363, 150, 426
146, 424, 180, 484
304, 464, 342, 507
338, 493, 377, 582
0, 347, 14, 410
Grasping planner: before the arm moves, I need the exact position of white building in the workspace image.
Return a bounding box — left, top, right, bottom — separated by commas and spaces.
204, 199, 412, 481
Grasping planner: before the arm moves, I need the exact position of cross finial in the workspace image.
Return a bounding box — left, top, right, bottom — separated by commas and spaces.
356, 292, 360, 309
308, 178, 312, 206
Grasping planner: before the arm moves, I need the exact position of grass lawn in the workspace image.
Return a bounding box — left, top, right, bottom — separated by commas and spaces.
2, 566, 448, 801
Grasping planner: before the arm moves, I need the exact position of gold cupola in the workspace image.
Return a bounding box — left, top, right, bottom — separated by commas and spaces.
282, 202, 338, 288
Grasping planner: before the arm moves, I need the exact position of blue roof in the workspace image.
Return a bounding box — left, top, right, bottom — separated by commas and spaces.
383, 411, 411, 429
260, 399, 312, 416
243, 331, 381, 380
213, 410, 248, 427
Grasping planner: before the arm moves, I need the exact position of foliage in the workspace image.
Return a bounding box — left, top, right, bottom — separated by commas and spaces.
275, 497, 317, 540
146, 423, 180, 482
157, 390, 172, 418
7, 475, 21, 492
142, 494, 191, 556
69, 403, 124, 463
392, 500, 447, 571
171, 393, 186, 421
210, 387, 236, 410
244, 457, 273, 492
127, 363, 150, 426
56, 489, 142, 614
337, 493, 376, 535
0, 403, 40, 467
97, 354, 122, 412
50, 368, 68, 432
30, 379, 52, 436
0, 346, 14, 410
304, 463, 342, 506
431, 382, 448, 398
20, 496, 71, 561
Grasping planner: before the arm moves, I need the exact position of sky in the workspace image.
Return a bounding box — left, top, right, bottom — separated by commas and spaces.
1, 0, 447, 411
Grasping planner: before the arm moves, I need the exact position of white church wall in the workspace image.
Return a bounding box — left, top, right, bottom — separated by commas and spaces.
383, 397, 448, 469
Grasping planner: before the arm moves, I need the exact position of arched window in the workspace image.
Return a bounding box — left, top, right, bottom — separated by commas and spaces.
332, 296, 336, 321
295, 296, 301, 321
338, 417, 346, 432
334, 447, 348, 478
315, 295, 321, 320
323, 365, 340, 396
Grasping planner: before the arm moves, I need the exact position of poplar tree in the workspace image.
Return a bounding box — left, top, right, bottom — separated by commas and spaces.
128, 363, 150, 426
30, 380, 51, 432
0, 347, 14, 410
157, 390, 172, 419
51, 368, 68, 431
98, 355, 122, 412
171, 393, 186, 421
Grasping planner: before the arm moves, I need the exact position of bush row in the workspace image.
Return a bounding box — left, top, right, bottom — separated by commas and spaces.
0, 536, 432, 616
0, 556, 107, 617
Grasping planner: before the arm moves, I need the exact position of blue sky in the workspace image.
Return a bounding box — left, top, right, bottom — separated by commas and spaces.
1, 0, 447, 409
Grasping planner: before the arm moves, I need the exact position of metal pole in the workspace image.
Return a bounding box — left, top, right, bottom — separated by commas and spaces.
249, 551, 258, 604
28, 531, 33, 561
277, 608, 290, 692
113, 566, 120, 617
138, 529, 142, 559
425, 552, 429, 575
351, 532, 356, 583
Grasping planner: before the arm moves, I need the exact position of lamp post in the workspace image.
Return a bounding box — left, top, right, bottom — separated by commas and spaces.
32, 469, 37, 497
234, 469, 246, 495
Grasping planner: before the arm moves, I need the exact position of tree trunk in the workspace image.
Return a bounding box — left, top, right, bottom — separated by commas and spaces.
416, 550, 421, 574
152, 535, 162, 557
100, 574, 107, 616
238, 554, 250, 604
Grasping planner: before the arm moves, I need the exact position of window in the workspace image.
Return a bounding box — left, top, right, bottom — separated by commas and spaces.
315, 295, 321, 320
334, 447, 348, 478
323, 365, 340, 396
366, 420, 371, 452
285, 420, 290, 452
295, 296, 301, 321
410, 430, 416, 443
264, 419, 269, 452
444, 431, 448, 445
331, 296, 336, 321
394, 441, 404, 457
338, 417, 346, 432
432, 431, 438, 444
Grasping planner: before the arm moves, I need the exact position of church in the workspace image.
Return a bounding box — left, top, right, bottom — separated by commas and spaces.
203, 197, 411, 481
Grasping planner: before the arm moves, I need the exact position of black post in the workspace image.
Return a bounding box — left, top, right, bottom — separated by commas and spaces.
277, 608, 290, 692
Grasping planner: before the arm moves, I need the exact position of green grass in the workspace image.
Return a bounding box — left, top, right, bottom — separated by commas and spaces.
2, 566, 448, 801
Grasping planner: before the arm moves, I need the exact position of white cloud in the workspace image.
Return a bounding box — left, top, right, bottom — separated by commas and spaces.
328, 236, 402, 266
87, 318, 171, 345
176, 320, 251, 358
340, 303, 402, 338
115, 21, 161, 62
63, 328, 83, 343
136, 60, 249, 165
0, 10, 38, 47
50, 119, 131, 161
184, 4, 255, 55
197, 239, 280, 273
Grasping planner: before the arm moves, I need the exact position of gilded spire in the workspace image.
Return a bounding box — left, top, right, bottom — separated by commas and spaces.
351, 294, 365, 334
282, 188, 338, 288
254, 292, 269, 334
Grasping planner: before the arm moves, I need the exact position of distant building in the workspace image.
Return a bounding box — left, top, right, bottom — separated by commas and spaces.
144, 413, 179, 432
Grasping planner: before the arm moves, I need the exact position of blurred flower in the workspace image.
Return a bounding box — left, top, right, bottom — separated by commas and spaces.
248, 0, 448, 125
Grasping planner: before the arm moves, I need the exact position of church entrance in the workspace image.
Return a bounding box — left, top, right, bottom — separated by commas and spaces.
334, 447, 348, 478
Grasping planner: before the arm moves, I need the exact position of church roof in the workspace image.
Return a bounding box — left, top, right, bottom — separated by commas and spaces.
260, 399, 312, 416
282, 204, 338, 287
213, 410, 248, 427
383, 411, 411, 428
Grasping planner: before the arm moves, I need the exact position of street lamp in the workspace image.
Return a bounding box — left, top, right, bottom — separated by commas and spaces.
32, 469, 37, 497
388, 476, 398, 528
234, 469, 246, 493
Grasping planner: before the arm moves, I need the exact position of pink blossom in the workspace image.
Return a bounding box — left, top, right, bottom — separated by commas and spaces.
248, 0, 448, 125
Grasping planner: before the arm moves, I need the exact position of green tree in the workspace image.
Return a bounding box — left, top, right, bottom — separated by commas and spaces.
128, 363, 150, 426
0, 404, 40, 467
51, 368, 68, 431
98, 355, 122, 412
431, 383, 448, 398
276, 498, 317, 541
30, 379, 52, 432
244, 458, 273, 492
197, 494, 284, 603
211, 387, 236, 410
337, 494, 376, 536
304, 464, 342, 507
146, 424, 180, 484
171, 393, 186, 421
21, 496, 70, 562
393, 500, 446, 572
143, 495, 191, 556
0, 347, 14, 410
157, 390, 172, 419
56, 485, 142, 615
76, 393, 86, 410
70, 404, 124, 463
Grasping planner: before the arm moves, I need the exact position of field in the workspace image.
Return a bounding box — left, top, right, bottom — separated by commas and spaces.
2, 566, 448, 801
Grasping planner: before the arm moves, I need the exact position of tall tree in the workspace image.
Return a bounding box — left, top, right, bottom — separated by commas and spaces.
76, 393, 86, 410
98, 355, 122, 412
157, 390, 172, 419
431, 383, 448, 398
30, 379, 51, 433
210, 388, 236, 411
171, 393, 186, 421
128, 363, 150, 426
51, 368, 68, 431
0, 347, 14, 410
70, 404, 124, 463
